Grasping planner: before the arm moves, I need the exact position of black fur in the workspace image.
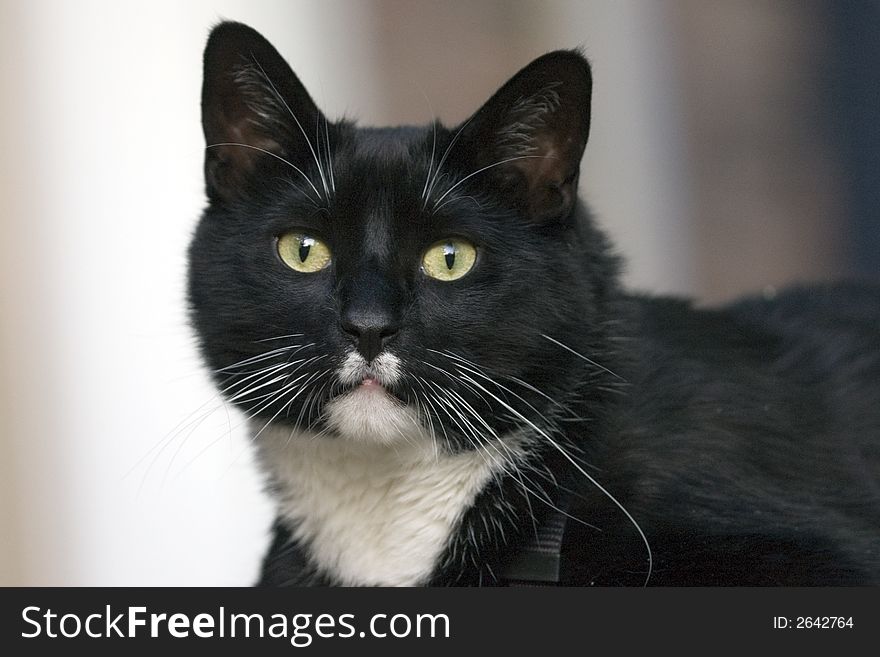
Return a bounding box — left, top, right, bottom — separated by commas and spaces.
191, 22, 880, 586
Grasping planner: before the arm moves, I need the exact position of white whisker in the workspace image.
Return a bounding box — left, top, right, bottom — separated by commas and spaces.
423, 116, 472, 209
251, 59, 330, 200
541, 334, 626, 381
256, 332, 305, 343
323, 115, 335, 195
206, 142, 321, 200
431, 155, 548, 210
447, 364, 652, 585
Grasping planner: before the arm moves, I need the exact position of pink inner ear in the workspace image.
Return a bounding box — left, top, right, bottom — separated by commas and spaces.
203, 76, 288, 200
205, 112, 285, 201
511, 134, 582, 221
472, 65, 588, 222
213, 117, 284, 167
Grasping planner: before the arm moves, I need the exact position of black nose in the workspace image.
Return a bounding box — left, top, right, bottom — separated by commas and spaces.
341, 309, 399, 363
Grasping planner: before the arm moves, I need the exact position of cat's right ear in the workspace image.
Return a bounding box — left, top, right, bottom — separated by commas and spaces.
201, 22, 324, 202
451, 50, 592, 223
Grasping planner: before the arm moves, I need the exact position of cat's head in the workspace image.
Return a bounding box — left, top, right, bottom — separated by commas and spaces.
189, 21, 621, 450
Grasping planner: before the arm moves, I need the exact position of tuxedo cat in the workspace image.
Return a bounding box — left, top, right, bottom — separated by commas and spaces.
189, 21, 880, 586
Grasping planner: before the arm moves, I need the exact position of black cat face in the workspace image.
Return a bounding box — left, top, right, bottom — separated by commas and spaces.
190, 22, 618, 450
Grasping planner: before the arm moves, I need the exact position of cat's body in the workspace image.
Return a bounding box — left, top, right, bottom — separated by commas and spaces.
190, 22, 880, 586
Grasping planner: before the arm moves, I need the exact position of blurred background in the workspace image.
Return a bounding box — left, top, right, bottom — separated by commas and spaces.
1, 0, 877, 585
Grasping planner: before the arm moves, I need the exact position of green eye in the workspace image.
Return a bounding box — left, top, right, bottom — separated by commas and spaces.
421, 238, 477, 281
277, 232, 331, 273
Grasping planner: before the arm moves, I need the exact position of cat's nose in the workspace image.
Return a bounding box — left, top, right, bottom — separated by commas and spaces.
340, 309, 400, 363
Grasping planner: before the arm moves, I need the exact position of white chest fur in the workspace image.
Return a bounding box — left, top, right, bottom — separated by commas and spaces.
257, 424, 514, 586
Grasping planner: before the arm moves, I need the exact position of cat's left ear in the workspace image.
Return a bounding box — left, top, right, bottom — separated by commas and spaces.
455, 50, 591, 222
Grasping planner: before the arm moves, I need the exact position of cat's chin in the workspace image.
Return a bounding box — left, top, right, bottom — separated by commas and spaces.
323, 384, 427, 446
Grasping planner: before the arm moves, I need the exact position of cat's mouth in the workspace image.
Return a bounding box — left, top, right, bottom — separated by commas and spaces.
337, 350, 402, 386
335, 373, 389, 394
331, 351, 408, 402
359, 375, 382, 388
334, 372, 407, 405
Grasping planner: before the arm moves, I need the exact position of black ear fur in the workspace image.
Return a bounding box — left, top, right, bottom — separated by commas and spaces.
201, 21, 325, 202
456, 50, 592, 222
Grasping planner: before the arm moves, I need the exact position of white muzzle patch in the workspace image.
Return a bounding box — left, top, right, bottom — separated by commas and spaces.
324, 351, 426, 445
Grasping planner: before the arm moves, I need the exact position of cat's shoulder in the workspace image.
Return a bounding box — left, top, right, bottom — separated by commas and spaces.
622, 280, 880, 391
728, 281, 880, 332
628, 280, 880, 339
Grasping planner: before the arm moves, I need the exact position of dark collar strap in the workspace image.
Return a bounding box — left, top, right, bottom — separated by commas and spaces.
500, 501, 569, 585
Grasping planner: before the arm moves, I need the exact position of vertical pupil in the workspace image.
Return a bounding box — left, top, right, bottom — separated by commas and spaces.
443, 243, 456, 270
299, 237, 313, 263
